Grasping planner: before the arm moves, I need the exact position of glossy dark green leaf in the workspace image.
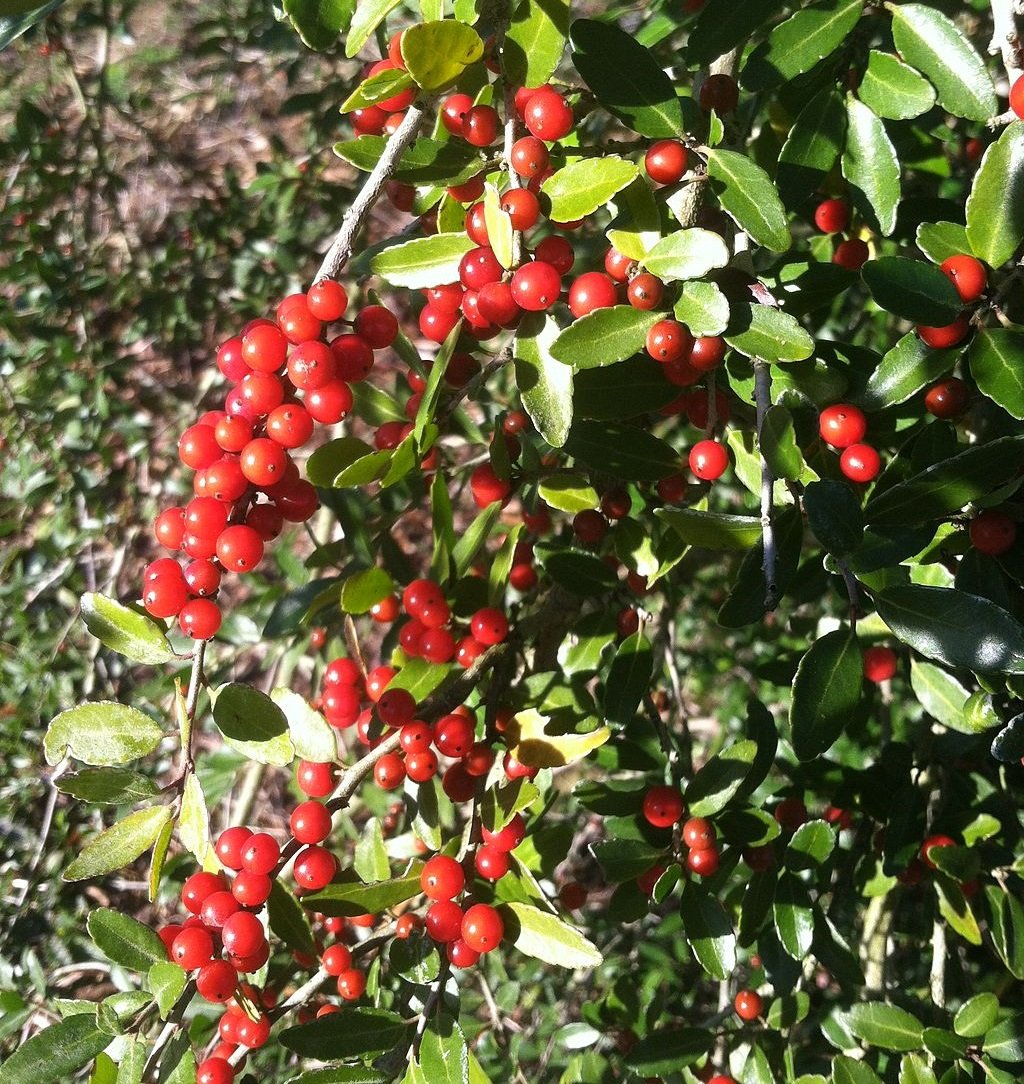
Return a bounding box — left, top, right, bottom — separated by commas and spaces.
0, 1013, 112, 1084
966, 122, 1024, 268
88, 909, 166, 972
898, 1054, 938, 1084
57, 768, 159, 806
916, 220, 971, 264
345, 0, 400, 55
986, 884, 1024, 979
570, 19, 684, 137
725, 303, 813, 362
842, 99, 900, 236
983, 1013, 1024, 1063
865, 435, 1024, 525
268, 880, 315, 955
741, 0, 863, 91
687, 0, 786, 66
602, 633, 653, 725
786, 820, 836, 869
590, 838, 666, 882
969, 329, 1024, 420
626, 1028, 709, 1074
848, 1003, 924, 1051
503, 902, 602, 968
371, 234, 476, 289
307, 437, 376, 486
778, 88, 848, 209
760, 405, 803, 481
504, 0, 570, 87
833, 1056, 884, 1084
538, 547, 619, 596
401, 20, 482, 91
515, 313, 574, 447
283, 0, 353, 50
991, 713, 1024, 763
280, 1009, 410, 1058
80, 592, 175, 665
679, 881, 736, 979
858, 50, 935, 120
564, 420, 679, 480
803, 479, 864, 557
774, 872, 815, 958
333, 136, 482, 185
910, 659, 970, 732
888, 3, 997, 123
673, 280, 730, 336
875, 585, 1024, 674
790, 629, 863, 760
537, 475, 598, 514
685, 740, 756, 817
706, 149, 790, 252
859, 331, 958, 411
656, 508, 761, 550
213, 683, 293, 765
340, 567, 393, 614
642, 228, 730, 281
304, 869, 422, 916
766, 991, 811, 1030
550, 306, 660, 371
861, 257, 962, 324
572, 355, 679, 419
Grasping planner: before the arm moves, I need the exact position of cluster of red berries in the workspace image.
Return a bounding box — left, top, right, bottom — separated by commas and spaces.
817, 402, 880, 483
143, 278, 397, 639
640, 786, 722, 877
813, 198, 870, 271
917, 253, 986, 349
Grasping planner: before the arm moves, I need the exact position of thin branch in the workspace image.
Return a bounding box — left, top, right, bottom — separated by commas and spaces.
143, 980, 197, 1082
497, 33, 525, 269
930, 918, 947, 1008
753, 361, 778, 611
315, 102, 429, 283
990, 0, 1024, 86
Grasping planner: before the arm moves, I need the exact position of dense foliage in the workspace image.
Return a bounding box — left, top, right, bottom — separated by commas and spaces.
4, 0, 1024, 1083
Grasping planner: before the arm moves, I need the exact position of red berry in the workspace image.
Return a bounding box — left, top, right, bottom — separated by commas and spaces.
197, 1058, 235, 1084
470, 463, 512, 508
306, 279, 347, 321
178, 598, 221, 640
470, 607, 509, 645
216, 524, 264, 573
840, 443, 881, 483
463, 104, 499, 147
642, 785, 684, 828
475, 844, 511, 881
406, 749, 439, 782
534, 235, 575, 275
395, 913, 423, 939
461, 903, 504, 953
354, 305, 399, 349
215, 826, 252, 871
421, 855, 465, 900
568, 272, 618, 318
924, 378, 969, 419
447, 938, 480, 969
237, 1013, 271, 1049
510, 136, 549, 179
682, 817, 716, 850
940, 255, 987, 302
179, 424, 221, 470
646, 319, 693, 364
290, 801, 332, 844
920, 833, 957, 869
626, 272, 664, 310
241, 832, 280, 875
143, 574, 188, 619
336, 968, 366, 1001
734, 989, 763, 1021
774, 797, 808, 832
197, 960, 238, 1004
645, 139, 688, 184
917, 316, 971, 349
969, 509, 1017, 555
441, 93, 473, 136
573, 508, 608, 546
201, 890, 241, 929
373, 753, 407, 791
558, 882, 587, 910
171, 926, 215, 970
330, 333, 375, 382
231, 871, 271, 907
604, 247, 636, 282
481, 813, 526, 852
297, 761, 338, 798
500, 188, 540, 231
686, 846, 720, 877
511, 260, 563, 311
425, 899, 464, 942
154, 507, 186, 550
321, 943, 352, 976
690, 335, 726, 372
833, 238, 869, 270
1010, 74, 1024, 119
241, 323, 288, 373
819, 404, 867, 448
523, 87, 573, 140
459, 246, 503, 290
863, 646, 898, 683
814, 198, 849, 234
700, 74, 739, 114
689, 440, 729, 481
294, 844, 338, 891
377, 688, 417, 728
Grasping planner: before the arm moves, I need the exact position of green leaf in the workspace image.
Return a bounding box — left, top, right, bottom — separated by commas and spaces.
642, 229, 730, 282
88, 909, 166, 972
304, 869, 423, 916
345, 0, 401, 56
859, 330, 958, 411
685, 740, 756, 817
848, 1003, 924, 1051
212, 683, 294, 765
833, 1056, 884, 1084
954, 993, 1000, 1038
281, 1009, 411, 1058
0, 1013, 113, 1084
45, 703, 164, 768
706, 149, 790, 253
268, 880, 316, 955
414, 1019, 471, 1084
916, 220, 971, 264
790, 629, 863, 760
450, 503, 501, 577
778, 88, 848, 209
741, 0, 863, 92
178, 772, 210, 865
286, 1069, 388, 1083
550, 307, 660, 371
864, 434, 1024, 525
861, 257, 962, 324
657, 508, 760, 550
515, 312, 574, 447
387, 658, 450, 702
480, 182, 513, 272
370, 234, 476, 289
57, 769, 159, 806
537, 474, 598, 514
725, 304, 814, 362
687, 0, 786, 66
970, 328, 1024, 420
400, 20, 483, 91
480, 778, 539, 834
64, 806, 173, 882
573, 355, 679, 419
355, 819, 390, 883
537, 548, 619, 595
341, 568, 394, 614
80, 593, 174, 665
505, 0, 570, 88
602, 633, 653, 725
148, 962, 186, 1019
563, 420, 679, 481
679, 882, 736, 979
986, 884, 1024, 979
503, 902, 602, 968
541, 157, 639, 223
590, 838, 665, 882
787, 821, 836, 869
334, 136, 483, 185
271, 689, 336, 763
570, 19, 684, 137
673, 280, 730, 336
898, 1054, 938, 1084
0, 2, 66, 52
858, 51, 935, 120
910, 659, 970, 732
766, 992, 812, 1030
888, 2, 997, 123
284, 0, 352, 50
307, 437, 376, 486
774, 873, 815, 958
966, 122, 1024, 268
875, 585, 1024, 674
984, 1013, 1024, 1062
842, 99, 900, 236
340, 67, 412, 113
803, 479, 864, 557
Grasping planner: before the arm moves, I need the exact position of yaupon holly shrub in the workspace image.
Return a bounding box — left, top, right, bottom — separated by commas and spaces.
6, 0, 1024, 1081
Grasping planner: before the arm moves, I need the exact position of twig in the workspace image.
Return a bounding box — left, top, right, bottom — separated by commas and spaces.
143, 980, 197, 1082
314, 103, 428, 283
990, 0, 1024, 86
411, 960, 452, 1061
499, 55, 525, 269
930, 918, 947, 1008
752, 362, 778, 611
